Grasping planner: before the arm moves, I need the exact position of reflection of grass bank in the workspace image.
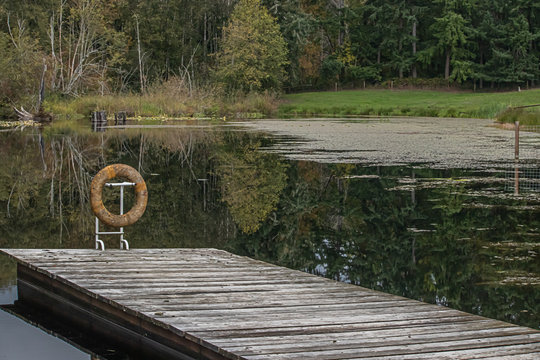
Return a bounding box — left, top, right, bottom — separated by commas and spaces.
45, 88, 278, 120
0, 256, 16, 288
279, 89, 540, 120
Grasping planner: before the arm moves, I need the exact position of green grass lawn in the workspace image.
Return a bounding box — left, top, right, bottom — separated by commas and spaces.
279, 88, 540, 120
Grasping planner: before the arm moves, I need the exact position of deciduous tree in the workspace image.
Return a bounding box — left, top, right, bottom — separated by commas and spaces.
216, 0, 289, 92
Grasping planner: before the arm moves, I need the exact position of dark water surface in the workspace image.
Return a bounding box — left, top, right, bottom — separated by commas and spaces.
0, 119, 539, 358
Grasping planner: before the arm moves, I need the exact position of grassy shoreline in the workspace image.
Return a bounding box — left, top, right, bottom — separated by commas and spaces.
33, 88, 540, 125
43, 90, 279, 121
278, 88, 540, 123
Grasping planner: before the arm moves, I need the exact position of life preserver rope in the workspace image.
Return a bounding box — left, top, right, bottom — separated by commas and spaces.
90, 164, 148, 227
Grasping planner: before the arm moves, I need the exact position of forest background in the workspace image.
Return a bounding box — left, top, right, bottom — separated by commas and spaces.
0, 0, 539, 118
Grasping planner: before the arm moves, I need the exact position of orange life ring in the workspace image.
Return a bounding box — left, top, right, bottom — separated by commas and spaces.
90, 164, 148, 227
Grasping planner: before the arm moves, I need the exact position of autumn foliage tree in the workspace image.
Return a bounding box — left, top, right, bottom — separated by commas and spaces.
215, 0, 289, 93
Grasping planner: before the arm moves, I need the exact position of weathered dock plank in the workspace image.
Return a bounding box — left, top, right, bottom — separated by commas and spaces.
1, 248, 539, 360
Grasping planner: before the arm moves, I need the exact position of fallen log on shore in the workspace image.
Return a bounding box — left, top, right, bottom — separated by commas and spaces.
14, 106, 33, 119
14, 106, 52, 123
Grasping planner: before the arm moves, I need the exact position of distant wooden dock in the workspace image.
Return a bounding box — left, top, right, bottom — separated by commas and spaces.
1, 248, 539, 359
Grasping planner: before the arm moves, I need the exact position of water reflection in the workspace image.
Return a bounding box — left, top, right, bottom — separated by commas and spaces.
0, 120, 538, 331
0, 306, 91, 360
0, 285, 16, 304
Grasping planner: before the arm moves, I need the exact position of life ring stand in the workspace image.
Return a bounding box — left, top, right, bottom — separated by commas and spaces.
90, 164, 148, 228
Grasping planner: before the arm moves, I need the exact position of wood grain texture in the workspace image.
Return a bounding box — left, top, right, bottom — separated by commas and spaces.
2, 248, 539, 359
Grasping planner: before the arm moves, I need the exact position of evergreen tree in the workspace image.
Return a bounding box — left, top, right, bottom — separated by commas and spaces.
263, 0, 317, 88
429, 0, 473, 81
478, 0, 539, 87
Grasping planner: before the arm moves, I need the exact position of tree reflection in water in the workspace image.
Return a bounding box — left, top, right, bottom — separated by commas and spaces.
0, 123, 538, 329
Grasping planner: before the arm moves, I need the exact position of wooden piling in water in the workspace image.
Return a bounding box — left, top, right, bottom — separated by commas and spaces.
91, 111, 107, 132
115, 111, 127, 126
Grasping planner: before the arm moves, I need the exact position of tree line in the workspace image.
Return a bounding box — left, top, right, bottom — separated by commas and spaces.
274, 0, 540, 90
0, 0, 539, 112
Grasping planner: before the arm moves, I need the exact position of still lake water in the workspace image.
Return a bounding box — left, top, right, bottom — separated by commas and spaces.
0, 117, 539, 358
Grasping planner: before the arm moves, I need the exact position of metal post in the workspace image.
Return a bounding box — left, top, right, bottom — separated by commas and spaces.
119, 184, 129, 250
95, 182, 134, 250
95, 217, 105, 250
120, 184, 124, 248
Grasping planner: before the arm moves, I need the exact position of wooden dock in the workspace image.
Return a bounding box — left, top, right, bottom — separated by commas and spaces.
1, 248, 539, 359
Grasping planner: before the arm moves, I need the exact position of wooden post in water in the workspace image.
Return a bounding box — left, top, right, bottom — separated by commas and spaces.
91, 111, 107, 132
115, 111, 127, 125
